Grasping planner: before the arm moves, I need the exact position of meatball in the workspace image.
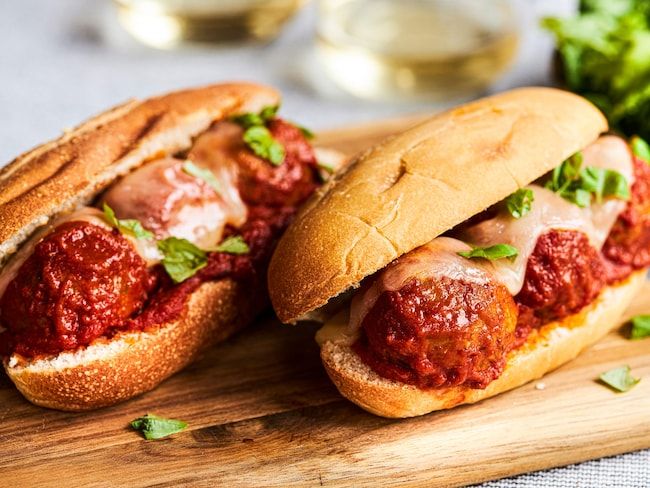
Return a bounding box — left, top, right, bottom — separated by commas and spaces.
0, 222, 154, 358
602, 156, 650, 279
188, 118, 318, 208
515, 230, 605, 332
353, 276, 518, 390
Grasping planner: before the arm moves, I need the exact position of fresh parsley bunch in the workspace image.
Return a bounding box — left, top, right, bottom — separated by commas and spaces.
543, 0, 650, 141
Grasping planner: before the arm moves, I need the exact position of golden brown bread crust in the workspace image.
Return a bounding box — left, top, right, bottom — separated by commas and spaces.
268, 87, 608, 323
318, 271, 646, 418
5, 280, 262, 411
0, 83, 279, 410
0, 82, 279, 266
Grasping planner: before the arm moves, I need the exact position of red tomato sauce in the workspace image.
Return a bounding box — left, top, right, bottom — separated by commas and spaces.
354, 155, 650, 391
0, 118, 320, 359
0, 222, 155, 357
353, 276, 517, 390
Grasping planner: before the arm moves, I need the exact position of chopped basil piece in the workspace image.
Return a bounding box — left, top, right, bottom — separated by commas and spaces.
572, 187, 593, 208
545, 152, 587, 206
102, 202, 120, 227
297, 125, 315, 140
243, 126, 285, 166
231, 111, 264, 128
631, 136, 650, 163
598, 365, 640, 393
259, 105, 279, 120
131, 414, 188, 440
630, 315, 650, 340
182, 160, 222, 194
211, 235, 249, 255
545, 152, 630, 207
231, 105, 279, 129
102, 203, 154, 240
457, 244, 519, 261
316, 161, 336, 183
505, 188, 534, 219
318, 160, 336, 174
231, 105, 313, 165
580, 166, 630, 203
157, 237, 207, 283
547, 152, 583, 194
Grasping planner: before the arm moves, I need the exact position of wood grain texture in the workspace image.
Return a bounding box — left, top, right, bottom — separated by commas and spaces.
1, 115, 649, 487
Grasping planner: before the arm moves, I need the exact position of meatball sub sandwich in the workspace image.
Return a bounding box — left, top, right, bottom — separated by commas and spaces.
0, 83, 344, 411
269, 88, 650, 418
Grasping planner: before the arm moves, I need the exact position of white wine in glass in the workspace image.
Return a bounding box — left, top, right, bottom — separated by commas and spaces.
317, 0, 519, 101
115, 0, 307, 48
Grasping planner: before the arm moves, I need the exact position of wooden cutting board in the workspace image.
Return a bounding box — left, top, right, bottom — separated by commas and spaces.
2, 116, 650, 488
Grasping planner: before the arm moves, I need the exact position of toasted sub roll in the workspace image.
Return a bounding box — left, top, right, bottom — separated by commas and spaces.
0, 83, 344, 411
0, 83, 277, 262
8, 281, 250, 411
316, 271, 645, 418
268, 87, 649, 418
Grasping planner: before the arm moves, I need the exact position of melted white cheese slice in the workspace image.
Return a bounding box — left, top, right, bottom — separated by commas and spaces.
463, 135, 634, 295
348, 237, 494, 332
102, 157, 247, 250
348, 135, 635, 331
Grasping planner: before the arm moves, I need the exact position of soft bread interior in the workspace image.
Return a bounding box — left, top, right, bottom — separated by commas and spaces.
318, 270, 646, 418
269, 88, 608, 323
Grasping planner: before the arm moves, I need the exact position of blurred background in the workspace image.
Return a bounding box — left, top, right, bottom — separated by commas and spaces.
0, 0, 576, 163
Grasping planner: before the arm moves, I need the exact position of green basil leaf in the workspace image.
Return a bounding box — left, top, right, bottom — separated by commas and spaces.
505, 188, 534, 219
117, 220, 155, 240
211, 235, 249, 255
630, 314, 650, 340
545, 151, 630, 207
297, 124, 315, 140
131, 414, 188, 440
231, 105, 287, 165
231, 112, 264, 128
317, 161, 335, 174
602, 169, 631, 200
580, 166, 607, 202
566, 152, 584, 178
259, 105, 279, 120
317, 160, 336, 184
631, 136, 650, 163
182, 160, 222, 194
580, 166, 630, 203
231, 105, 279, 129
102, 202, 120, 228
243, 126, 285, 166
157, 237, 207, 283
573, 188, 593, 208
102, 203, 154, 240
556, 152, 584, 193
457, 244, 519, 261
545, 152, 582, 193
598, 365, 640, 392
